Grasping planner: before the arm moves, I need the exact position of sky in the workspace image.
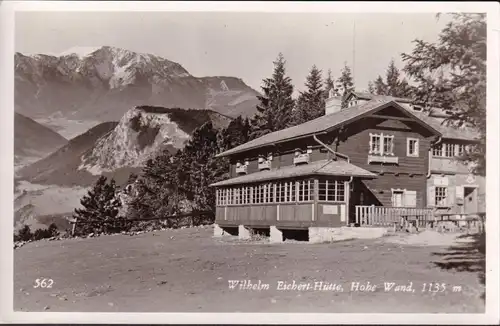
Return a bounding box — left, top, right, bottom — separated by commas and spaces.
15, 11, 450, 94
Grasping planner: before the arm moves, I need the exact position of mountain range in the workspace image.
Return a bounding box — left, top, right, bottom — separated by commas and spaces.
15, 46, 260, 123
14, 45, 259, 231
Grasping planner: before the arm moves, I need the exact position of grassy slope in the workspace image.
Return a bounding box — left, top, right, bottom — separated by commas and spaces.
14, 227, 485, 313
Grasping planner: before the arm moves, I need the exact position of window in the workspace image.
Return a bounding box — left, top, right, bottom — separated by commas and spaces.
369, 133, 394, 156
432, 145, 443, 157
444, 143, 454, 158
241, 187, 247, 205
297, 179, 313, 202
253, 186, 260, 204
259, 184, 264, 203
413, 105, 423, 112
435, 186, 448, 207
407, 138, 419, 157
234, 188, 240, 205
456, 144, 466, 157
264, 183, 274, 203
276, 181, 296, 203
383, 135, 395, 155
288, 181, 296, 202
318, 180, 345, 202
369, 134, 381, 154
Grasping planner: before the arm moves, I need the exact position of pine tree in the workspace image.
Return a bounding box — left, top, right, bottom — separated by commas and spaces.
337, 63, 355, 109
128, 149, 181, 222
367, 81, 375, 94
293, 65, 325, 125
219, 116, 252, 151
402, 13, 486, 175
370, 60, 412, 98
250, 53, 295, 139
324, 69, 336, 98
73, 176, 121, 235
373, 75, 387, 95
184, 122, 227, 214
385, 59, 401, 96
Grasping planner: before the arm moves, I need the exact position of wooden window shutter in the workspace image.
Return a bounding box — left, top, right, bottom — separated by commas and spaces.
447, 186, 455, 207
369, 133, 373, 154
404, 190, 417, 208
427, 186, 436, 207
456, 186, 464, 205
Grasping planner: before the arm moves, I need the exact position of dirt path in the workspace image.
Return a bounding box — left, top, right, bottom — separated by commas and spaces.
14, 226, 485, 313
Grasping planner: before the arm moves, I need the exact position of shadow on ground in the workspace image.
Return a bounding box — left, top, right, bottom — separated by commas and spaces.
432, 232, 485, 300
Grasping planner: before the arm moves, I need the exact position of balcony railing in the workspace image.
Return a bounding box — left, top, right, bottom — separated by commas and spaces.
293, 153, 310, 165
355, 205, 434, 226
258, 160, 272, 171
235, 164, 248, 175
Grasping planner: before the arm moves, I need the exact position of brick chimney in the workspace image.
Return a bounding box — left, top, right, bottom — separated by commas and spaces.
325, 88, 342, 115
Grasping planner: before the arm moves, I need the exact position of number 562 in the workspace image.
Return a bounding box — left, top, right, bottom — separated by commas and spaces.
34, 278, 53, 288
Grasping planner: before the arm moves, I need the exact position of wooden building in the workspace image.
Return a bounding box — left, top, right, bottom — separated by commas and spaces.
344, 91, 486, 218
210, 90, 472, 241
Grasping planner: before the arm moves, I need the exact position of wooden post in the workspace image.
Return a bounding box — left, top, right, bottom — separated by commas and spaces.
71, 218, 77, 237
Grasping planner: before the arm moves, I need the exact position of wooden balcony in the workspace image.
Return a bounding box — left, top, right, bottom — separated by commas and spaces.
355, 205, 434, 226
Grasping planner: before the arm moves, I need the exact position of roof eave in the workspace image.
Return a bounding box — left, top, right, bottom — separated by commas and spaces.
209, 171, 377, 187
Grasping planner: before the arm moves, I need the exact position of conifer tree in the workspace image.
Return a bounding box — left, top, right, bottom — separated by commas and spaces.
251, 53, 295, 139
324, 69, 336, 97
73, 176, 121, 235
370, 60, 412, 98
292, 65, 325, 125
373, 75, 387, 96
219, 116, 252, 151
402, 13, 486, 175
336, 63, 355, 109
367, 81, 375, 94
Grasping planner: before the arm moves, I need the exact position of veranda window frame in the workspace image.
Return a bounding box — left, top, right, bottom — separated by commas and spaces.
318, 179, 346, 203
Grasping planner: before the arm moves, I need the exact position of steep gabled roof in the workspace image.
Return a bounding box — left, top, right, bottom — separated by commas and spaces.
347, 92, 481, 141
210, 159, 376, 187
216, 99, 442, 158
411, 112, 481, 141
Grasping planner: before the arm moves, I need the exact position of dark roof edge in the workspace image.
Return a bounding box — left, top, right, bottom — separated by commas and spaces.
216, 100, 443, 158
209, 171, 377, 187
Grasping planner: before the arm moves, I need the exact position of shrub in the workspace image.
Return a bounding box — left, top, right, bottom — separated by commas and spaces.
14, 223, 59, 242
14, 225, 32, 242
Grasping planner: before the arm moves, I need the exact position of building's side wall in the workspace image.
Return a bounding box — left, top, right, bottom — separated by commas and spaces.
333, 111, 434, 208
427, 173, 486, 214
316, 203, 347, 227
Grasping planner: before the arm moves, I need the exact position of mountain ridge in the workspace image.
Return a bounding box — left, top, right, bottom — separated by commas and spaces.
17, 106, 232, 187
15, 45, 260, 122
14, 112, 68, 168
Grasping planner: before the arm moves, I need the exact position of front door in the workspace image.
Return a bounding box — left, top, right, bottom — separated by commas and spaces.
463, 187, 478, 214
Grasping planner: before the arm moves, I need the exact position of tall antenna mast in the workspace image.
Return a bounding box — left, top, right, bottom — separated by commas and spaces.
352, 19, 356, 89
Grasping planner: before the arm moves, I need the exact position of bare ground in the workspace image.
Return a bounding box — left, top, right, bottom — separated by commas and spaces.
14, 226, 485, 313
